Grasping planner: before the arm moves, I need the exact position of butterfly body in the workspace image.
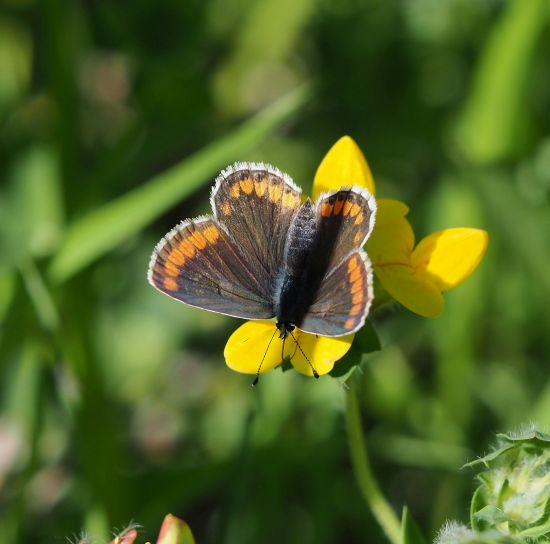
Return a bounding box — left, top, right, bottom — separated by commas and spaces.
148, 163, 377, 338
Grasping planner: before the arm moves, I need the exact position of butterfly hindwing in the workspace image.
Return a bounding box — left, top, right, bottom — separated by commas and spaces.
299, 250, 373, 336
148, 217, 274, 319
211, 163, 302, 296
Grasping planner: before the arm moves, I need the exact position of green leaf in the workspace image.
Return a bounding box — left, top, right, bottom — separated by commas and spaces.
279, 357, 293, 372
463, 444, 516, 469
19, 260, 59, 332
0, 268, 16, 324
401, 506, 427, 544
453, 0, 548, 164
48, 86, 311, 282
213, 0, 317, 115
329, 321, 380, 379
0, 146, 64, 267
0, 19, 32, 110
474, 506, 508, 526
477, 171, 550, 303
464, 425, 550, 469
516, 496, 550, 539
497, 427, 550, 445
470, 486, 486, 532
355, 320, 381, 353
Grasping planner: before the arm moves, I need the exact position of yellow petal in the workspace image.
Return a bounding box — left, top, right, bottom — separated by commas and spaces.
367, 199, 414, 266
375, 263, 444, 318
411, 228, 489, 291
312, 135, 376, 200
289, 330, 354, 376
224, 320, 294, 375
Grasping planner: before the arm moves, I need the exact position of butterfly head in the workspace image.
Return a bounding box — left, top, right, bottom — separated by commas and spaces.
276, 321, 295, 339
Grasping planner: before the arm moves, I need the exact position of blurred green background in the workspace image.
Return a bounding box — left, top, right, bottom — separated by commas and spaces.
1, 0, 550, 542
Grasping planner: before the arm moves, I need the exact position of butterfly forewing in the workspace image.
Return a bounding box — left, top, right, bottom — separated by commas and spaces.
212, 163, 302, 295
148, 218, 274, 319
299, 250, 373, 336
314, 187, 376, 272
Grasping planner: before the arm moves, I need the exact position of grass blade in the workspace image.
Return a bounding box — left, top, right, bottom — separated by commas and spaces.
49, 86, 311, 282
453, 0, 547, 164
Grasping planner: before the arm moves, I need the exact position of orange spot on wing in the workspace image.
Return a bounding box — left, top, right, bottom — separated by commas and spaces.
349, 266, 362, 282
354, 212, 364, 225
163, 277, 179, 291
166, 246, 186, 265
347, 256, 358, 273
351, 278, 363, 294
352, 290, 363, 304
239, 178, 254, 194
344, 318, 355, 330
354, 231, 364, 244
221, 202, 232, 215
164, 260, 181, 277
203, 225, 220, 244
230, 183, 240, 198
178, 239, 196, 258
349, 303, 363, 316
321, 202, 333, 217
343, 200, 353, 216
190, 231, 207, 249
349, 203, 361, 218
268, 183, 283, 202
333, 199, 344, 215
254, 180, 267, 197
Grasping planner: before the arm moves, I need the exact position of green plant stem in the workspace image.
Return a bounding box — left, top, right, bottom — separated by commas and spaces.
346, 379, 401, 544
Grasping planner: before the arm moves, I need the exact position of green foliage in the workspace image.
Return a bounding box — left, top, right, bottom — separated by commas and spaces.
1, 1, 549, 543
433, 427, 550, 544
466, 428, 550, 540
402, 507, 428, 544
329, 320, 380, 379
453, 0, 548, 163
49, 87, 310, 282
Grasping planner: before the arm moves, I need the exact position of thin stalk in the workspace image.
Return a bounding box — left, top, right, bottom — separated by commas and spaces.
345, 379, 401, 544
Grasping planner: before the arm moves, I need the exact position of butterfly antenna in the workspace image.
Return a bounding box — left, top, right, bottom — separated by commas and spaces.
289, 331, 319, 379
252, 327, 278, 387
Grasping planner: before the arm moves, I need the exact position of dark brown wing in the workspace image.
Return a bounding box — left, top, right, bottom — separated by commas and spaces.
314, 186, 376, 272
299, 250, 373, 336
148, 217, 274, 319
211, 162, 302, 298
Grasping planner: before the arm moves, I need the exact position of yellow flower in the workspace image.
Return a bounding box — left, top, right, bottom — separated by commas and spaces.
315, 135, 489, 318
225, 320, 353, 377
368, 201, 488, 317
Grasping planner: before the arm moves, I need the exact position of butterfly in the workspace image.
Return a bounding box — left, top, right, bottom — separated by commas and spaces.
147, 163, 377, 376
